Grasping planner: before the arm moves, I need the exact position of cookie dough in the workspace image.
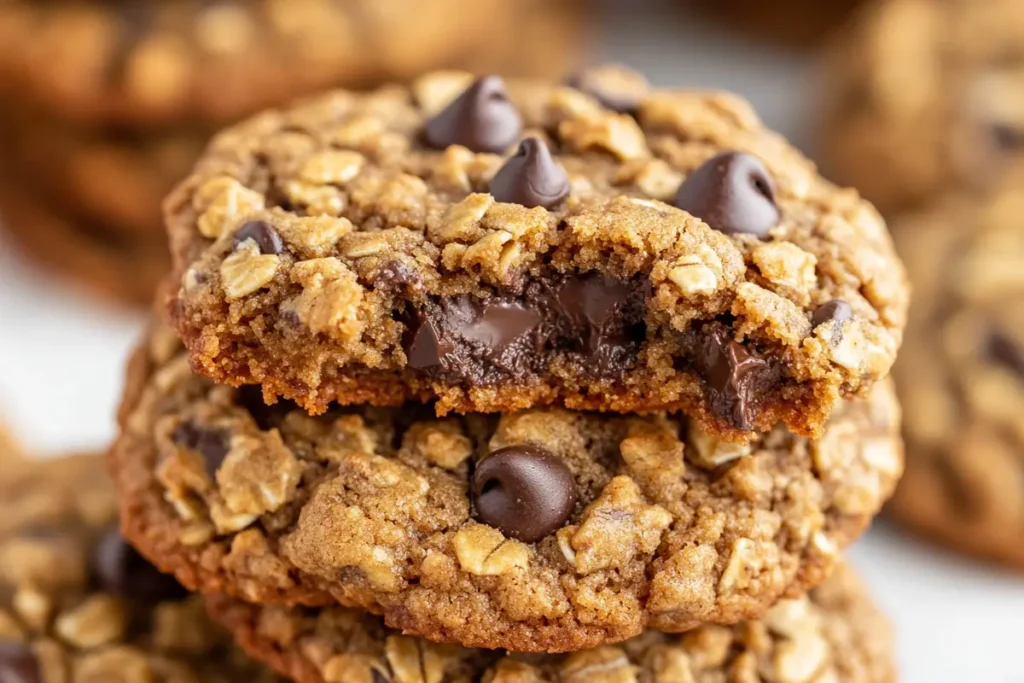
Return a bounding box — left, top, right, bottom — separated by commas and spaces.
693, 0, 863, 48
111, 321, 904, 652
0, 177, 168, 307
889, 168, 1024, 569
822, 0, 1024, 213
165, 67, 908, 441
208, 563, 895, 683
0, 453, 283, 683
0, 0, 515, 125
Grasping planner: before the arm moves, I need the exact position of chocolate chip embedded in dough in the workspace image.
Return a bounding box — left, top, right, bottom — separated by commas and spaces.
233, 221, 284, 255
472, 445, 577, 542
172, 421, 230, 478
489, 138, 570, 209
812, 299, 853, 328
696, 327, 778, 430
674, 152, 780, 237
0, 641, 40, 683
423, 76, 522, 154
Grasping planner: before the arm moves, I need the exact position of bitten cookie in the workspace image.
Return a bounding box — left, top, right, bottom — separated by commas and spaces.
165, 66, 908, 441
822, 0, 1024, 213
0, 453, 284, 683
0, 0, 512, 125
207, 563, 895, 683
889, 168, 1024, 569
111, 321, 904, 653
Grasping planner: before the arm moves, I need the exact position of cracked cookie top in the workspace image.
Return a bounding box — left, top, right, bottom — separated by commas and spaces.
111, 321, 904, 652
889, 167, 1024, 568
207, 562, 895, 683
823, 0, 1024, 212
0, 0, 510, 125
0, 454, 283, 683
166, 66, 908, 441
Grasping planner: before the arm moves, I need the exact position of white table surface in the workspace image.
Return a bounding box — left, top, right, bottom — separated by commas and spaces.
1, 2, 1022, 681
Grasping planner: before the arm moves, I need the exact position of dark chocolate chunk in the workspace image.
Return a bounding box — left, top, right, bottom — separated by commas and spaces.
233, 220, 284, 255
990, 122, 1024, 152
488, 138, 571, 209
0, 641, 40, 683
472, 445, 577, 542
812, 299, 853, 328
551, 273, 646, 376
423, 76, 522, 154
172, 421, 230, 478
674, 152, 780, 237
93, 528, 188, 604
987, 331, 1024, 378
696, 327, 778, 430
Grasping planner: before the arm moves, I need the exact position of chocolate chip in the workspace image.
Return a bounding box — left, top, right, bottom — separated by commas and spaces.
172, 421, 230, 478
423, 76, 522, 154
93, 528, 188, 604
551, 273, 646, 375
489, 138, 571, 209
0, 641, 40, 683
812, 299, 853, 328
565, 71, 642, 114
695, 327, 778, 431
987, 331, 1024, 378
472, 445, 577, 542
990, 122, 1024, 152
674, 152, 780, 237
233, 220, 284, 255
374, 260, 422, 293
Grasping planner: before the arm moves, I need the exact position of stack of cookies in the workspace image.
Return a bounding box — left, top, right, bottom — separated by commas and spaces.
0, 0, 586, 306
823, 0, 1024, 570
105, 67, 908, 681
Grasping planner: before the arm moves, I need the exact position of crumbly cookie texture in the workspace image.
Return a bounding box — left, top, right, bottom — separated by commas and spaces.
111, 322, 904, 652
208, 563, 895, 683
166, 66, 908, 441
0, 177, 168, 307
889, 168, 1024, 569
0, 454, 284, 683
822, 0, 1024, 213
0, 0, 511, 125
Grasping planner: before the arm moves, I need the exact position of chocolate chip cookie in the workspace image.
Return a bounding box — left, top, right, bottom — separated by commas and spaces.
165, 67, 908, 441
207, 563, 895, 683
822, 0, 1024, 213
889, 168, 1024, 569
0, 178, 169, 307
693, 0, 863, 48
0, 0, 519, 125
0, 453, 284, 683
110, 321, 904, 652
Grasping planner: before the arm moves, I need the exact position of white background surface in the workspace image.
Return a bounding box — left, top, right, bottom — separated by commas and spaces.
0, 2, 1021, 681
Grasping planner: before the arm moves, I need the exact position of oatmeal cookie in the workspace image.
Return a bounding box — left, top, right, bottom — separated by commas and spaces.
165, 67, 908, 441
822, 0, 1024, 213
207, 563, 895, 683
0, 177, 168, 307
0, 453, 284, 683
0, 0, 514, 125
111, 321, 904, 652
889, 168, 1024, 569
693, 0, 863, 48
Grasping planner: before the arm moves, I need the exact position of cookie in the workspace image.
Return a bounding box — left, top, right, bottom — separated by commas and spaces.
0, 0, 523, 125
822, 0, 1024, 213
0, 177, 168, 306
0, 453, 284, 683
207, 562, 895, 683
888, 168, 1024, 569
693, 0, 863, 48
110, 321, 904, 652
165, 67, 908, 441
0, 104, 207, 236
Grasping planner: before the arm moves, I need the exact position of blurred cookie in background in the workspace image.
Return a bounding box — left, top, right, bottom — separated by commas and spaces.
691, 0, 864, 48
889, 167, 1024, 569
822, 0, 1024, 214
0, 0, 591, 306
